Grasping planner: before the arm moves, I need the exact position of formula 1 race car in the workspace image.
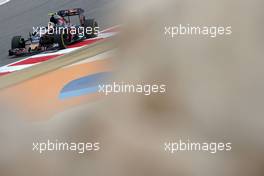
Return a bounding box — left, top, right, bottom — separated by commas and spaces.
9, 8, 99, 57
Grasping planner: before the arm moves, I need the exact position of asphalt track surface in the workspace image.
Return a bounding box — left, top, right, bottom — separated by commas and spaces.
0, 0, 120, 66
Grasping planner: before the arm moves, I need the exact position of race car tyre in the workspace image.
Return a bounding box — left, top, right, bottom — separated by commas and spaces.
83, 19, 98, 38
55, 33, 67, 49
11, 36, 25, 49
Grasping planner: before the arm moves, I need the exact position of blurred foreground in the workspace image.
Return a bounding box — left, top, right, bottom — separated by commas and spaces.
0, 0, 264, 175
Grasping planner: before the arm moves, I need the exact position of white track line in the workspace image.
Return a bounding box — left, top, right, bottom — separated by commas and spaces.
0, 0, 10, 6
0, 64, 33, 72
100, 24, 121, 33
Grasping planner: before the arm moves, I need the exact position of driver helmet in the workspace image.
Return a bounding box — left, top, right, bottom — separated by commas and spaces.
50, 14, 66, 26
